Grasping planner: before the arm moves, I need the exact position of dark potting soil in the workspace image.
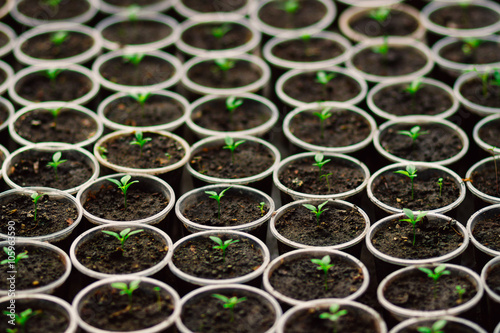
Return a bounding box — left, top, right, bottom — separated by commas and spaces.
20, 31, 94, 60
396, 321, 483, 333
372, 83, 453, 116
79, 283, 174, 331
486, 264, 500, 297
284, 305, 380, 333
191, 98, 271, 132
379, 123, 463, 162
101, 132, 185, 169
180, 0, 247, 13
15, 70, 92, 103
190, 141, 275, 179
288, 109, 371, 148
0, 30, 8, 49
18, 0, 90, 20
0, 301, 70, 333
470, 162, 500, 198
172, 236, 264, 280
0, 103, 8, 127
13, 108, 98, 144
0, 193, 78, 237
0, 245, 66, 291
183, 193, 266, 227
83, 182, 168, 221
350, 10, 419, 38
460, 77, 500, 108
352, 47, 427, 77
181, 23, 252, 51
102, 20, 173, 46
283, 72, 362, 103
268, 255, 365, 301
104, 94, 184, 127
187, 60, 260, 89
478, 118, 500, 147
383, 270, 476, 311
371, 170, 461, 211
275, 205, 366, 246
278, 156, 366, 195
472, 213, 500, 252
258, 0, 326, 29
371, 216, 464, 259
99, 56, 174, 87
439, 41, 500, 65
8, 151, 94, 190
75, 229, 168, 274
429, 4, 500, 30
271, 37, 344, 63
181, 292, 276, 333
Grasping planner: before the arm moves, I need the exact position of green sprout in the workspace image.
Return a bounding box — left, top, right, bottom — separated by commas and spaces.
107, 175, 139, 209
209, 236, 239, 262
281, 0, 299, 14
319, 304, 348, 333
462, 38, 482, 55
211, 23, 231, 39
226, 96, 243, 124
369, 7, 390, 24
437, 177, 443, 198
417, 319, 447, 333
258, 202, 266, 216
316, 71, 336, 85
320, 172, 333, 193
371, 35, 389, 57
404, 78, 423, 96
127, 4, 140, 21
43, 68, 62, 82
129, 92, 151, 117
214, 58, 235, 72
111, 280, 141, 311
399, 208, 428, 246
50, 31, 68, 46
46, 151, 66, 181
98, 146, 108, 160
490, 68, 500, 86
1, 247, 29, 267
312, 152, 331, 179
313, 107, 332, 139
3, 308, 41, 333
123, 53, 145, 66
397, 125, 428, 147
43, 0, 61, 7
302, 200, 329, 226
204, 186, 232, 220
488, 146, 499, 194
418, 264, 451, 299
130, 131, 152, 156
48, 107, 63, 127
394, 164, 418, 200
31, 192, 43, 223
223, 136, 245, 164
455, 285, 466, 304
153, 286, 162, 310
101, 228, 144, 251
471, 67, 490, 97
311, 255, 334, 291
211, 294, 247, 322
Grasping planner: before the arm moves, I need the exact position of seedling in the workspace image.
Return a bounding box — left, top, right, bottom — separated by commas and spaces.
320, 172, 333, 193
97, 146, 108, 160
50, 31, 68, 46
418, 264, 450, 299
210, 236, 239, 262
48, 107, 63, 127
214, 58, 235, 72
313, 107, 332, 139
1, 247, 28, 267
319, 304, 347, 333
102, 228, 144, 251
43, 0, 61, 7
470, 67, 490, 97
111, 280, 140, 311
488, 146, 499, 194
107, 175, 139, 209
129, 92, 151, 117
404, 78, 423, 96
417, 319, 447, 333
371, 35, 389, 58
222, 136, 245, 164
43, 68, 62, 82
130, 131, 152, 156
316, 71, 336, 86
204, 186, 232, 220
437, 177, 443, 198
311, 255, 334, 291
490, 68, 500, 87
455, 285, 466, 304
462, 38, 482, 55
211, 294, 247, 322
3, 308, 41, 333
399, 208, 427, 246
281, 0, 299, 14
312, 152, 331, 179
369, 7, 390, 24
211, 23, 231, 39
397, 125, 428, 147
47, 151, 66, 181
127, 4, 140, 21
394, 164, 418, 200
226, 96, 243, 124
258, 202, 266, 216
302, 200, 329, 226
31, 192, 43, 223
123, 53, 145, 66
300, 33, 316, 57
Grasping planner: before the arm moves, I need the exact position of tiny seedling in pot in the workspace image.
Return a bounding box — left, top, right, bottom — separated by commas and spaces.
50, 31, 68, 46
312, 152, 331, 179
101, 228, 144, 252
204, 186, 232, 220
31, 192, 43, 223
43, 0, 62, 7
313, 107, 332, 139
490, 68, 500, 87
437, 177, 443, 198
48, 107, 63, 128
315, 71, 336, 100
321, 172, 333, 193
107, 175, 139, 209
97, 146, 108, 160
3, 308, 41, 333
399, 208, 427, 246
371, 35, 389, 62
211, 294, 247, 322
394, 164, 418, 200
404, 78, 423, 109
123, 53, 145, 66
455, 285, 466, 304
302, 200, 329, 226
488, 146, 499, 194
462, 38, 482, 56
214, 58, 235, 72
369, 7, 390, 24
470, 67, 490, 97
226, 96, 243, 125
43, 68, 62, 87
46, 151, 66, 181
319, 303, 347, 333
281, 0, 299, 14
258, 202, 266, 216
129, 92, 151, 118
211, 23, 232, 39
397, 125, 428, 148
311, 255, 334, 292
111, 280, 140, 312
1, 247, 28, 268
223, 136, 245, 164
417, 319, 447, 333
418, 264, 450, 299
130, 131, 152, 156
209, 236, 239, 263
126, 4, 140, 21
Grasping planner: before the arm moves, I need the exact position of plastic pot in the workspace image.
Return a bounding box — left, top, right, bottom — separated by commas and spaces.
473, 114, 500, 155
99, 0, 174, 14
389, 316, 487, 333
465, 156, 500, 204
0, 59, 13, 96
0, 21, 16, 58
0, 96, 14, 135
482, 257, 500, 333
173, 0, 252, 19
454, 70, 500, 117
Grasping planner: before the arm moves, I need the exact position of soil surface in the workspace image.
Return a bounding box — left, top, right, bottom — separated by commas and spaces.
172, 236, 264, 280
486, 264, 500, 297
75, 228, 168, 274
104, 94, 185, 127
83, 181, 169, 221
283, 72, 362, 103
268, 254, 365, 301
429, 4, 500, 30
352, 46, 427, 77
0, 193, 78, 237
470, 162, 500, 198
0, 245, 66, 290
271, 37, 344, 63
439, 41, 500, 65
460, 76, 500, 108
21, 31, 94, 60
191, 97, 271, 132
187, 60, 261, 89
478, 118, 500, 147
79, 282, 174, 331
258, 0, 326, 29
181, 23, 252, 51
14, 108, 98, 144
379, 123, 463, 162
18, 0, 90, 20
472, 213, 500, 252
100, 132, 185, 169
15, 70, 92, 103
102, 20, 172, 46
278, 156, 366, 195
350, 10, 418, 38
288, 109, 371, 148
180, 0, 247, 13
181, 291, 276, 333
371, 216, 464, 259
372, 83, 453, 116
275, 204, 366, 246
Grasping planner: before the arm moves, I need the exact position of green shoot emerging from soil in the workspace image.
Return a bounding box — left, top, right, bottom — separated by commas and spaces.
313, 107, 332, 139
47, 151, 66, 181
31, 192, 43, 223
212, 23, 231, 39
129, 92, 151, 117
321, 172, 333, 193
226, 96, 243, 124
371, 35, 389, 57
418, 264, 450, 299
397, 125, 428, 147
211, 294, 247, 322
214, 58, 235, 72
107, 175, 139, 209
1, 247, 28, 268
50, 31, 68, 46
417, 319, 447, 333
127, 4, 140, 21
43, 68, 62, 82
369, 7, 390, 24
130, 131, 152, 156
111, 280, 140, 311
319, 303, 347, 333
3, 308, 41, 333
258, 202, 266, 216
223, 136, 245, 164
210, 236, 239, 262
311, 255, 334, 291
281, 0, 299, 14
470, 67, 490, 97
437, 178, 443, 198
455, 285, 466, 304
462, 38, 482, 55
394, 164, 417, 200
49, 107, 63, 128
44, 0, 61, 7
316, 71, 336, 85
123, 53, 145, 66
404, 78, 423, 96
302, 201, 329, 226
313, 152, 331, 179
491, 68, 500, 86
205, 186, 232, 220
399, 208, 427, 246
98, 146, 108, 160
102, 228, 144, 251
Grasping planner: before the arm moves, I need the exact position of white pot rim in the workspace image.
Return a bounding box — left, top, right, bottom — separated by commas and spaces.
473, 114, 500, 155
390, 316, 487, 333
465, 156, 500, 204
454, 70, 500, 116
0, 21, 16, 59
174, 0, 252, 19
99, 0, 173, 14
467, 203, 500, 258
481, 256, 500, 304
0, 60, 13, 96
0, 96, 14, 134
